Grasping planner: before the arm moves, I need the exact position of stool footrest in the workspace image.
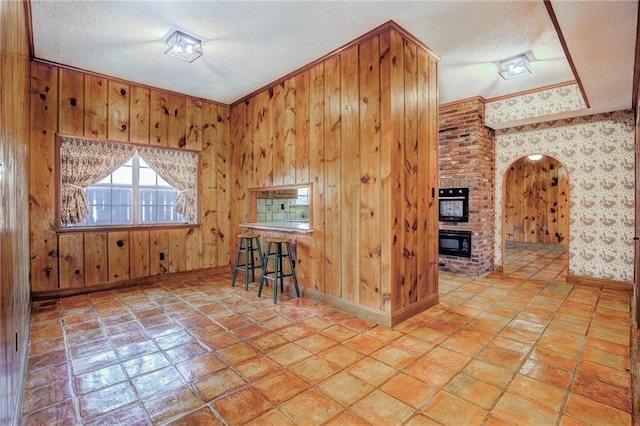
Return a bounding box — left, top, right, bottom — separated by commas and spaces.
258, 240, 300, 304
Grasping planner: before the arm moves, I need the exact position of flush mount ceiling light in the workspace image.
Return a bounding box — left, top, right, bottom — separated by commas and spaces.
165, 30, 203, 63
498, 54, 531, 80
528, 154, 543, 161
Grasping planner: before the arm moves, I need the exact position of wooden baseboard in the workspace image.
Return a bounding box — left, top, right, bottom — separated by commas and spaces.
566, 274, 633, 292
35, 267, 440, 327
14, 300, 31, 426
494, 264, 504, 273
302, 288, 393, 326
302, 287, 439, 327
389, 294, 440, 326
31, 266, 229, 300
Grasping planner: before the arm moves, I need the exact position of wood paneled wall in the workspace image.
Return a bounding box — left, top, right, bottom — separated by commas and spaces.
504, 155, 569, 245
29, 63, 231, 293
0, 1, 31, 424
230, 24, 439, 324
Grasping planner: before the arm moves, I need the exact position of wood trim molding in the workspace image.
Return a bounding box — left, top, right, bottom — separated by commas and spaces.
231, 20, 440, 107
302, 287, 393, 327
389, 294, 439, 326
543, 1, 590, 109
566, 274, 633, 293
31, 58, 230, 108
494, 264, 504, 273
439, 96, 487, 110
24, 0, 34, 58
31, 266, 228, 300
302, 286, 439, 327
485, 80, 578, 103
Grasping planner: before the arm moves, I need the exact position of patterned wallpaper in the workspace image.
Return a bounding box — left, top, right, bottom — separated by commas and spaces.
486, 84, 586, 127
495, 110, 635, 283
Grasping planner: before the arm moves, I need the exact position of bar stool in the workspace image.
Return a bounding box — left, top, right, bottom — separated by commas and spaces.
231, 232, 265, 291
258, 237, 300, 303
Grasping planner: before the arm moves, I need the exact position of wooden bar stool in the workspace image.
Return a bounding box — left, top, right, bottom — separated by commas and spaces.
231, 232, 265, 291
258, 237, 300, 303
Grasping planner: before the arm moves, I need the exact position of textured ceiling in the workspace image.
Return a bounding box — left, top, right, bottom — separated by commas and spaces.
30, 1, 637, 127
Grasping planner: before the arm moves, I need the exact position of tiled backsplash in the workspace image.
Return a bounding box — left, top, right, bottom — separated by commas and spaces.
256, 198, 309, 222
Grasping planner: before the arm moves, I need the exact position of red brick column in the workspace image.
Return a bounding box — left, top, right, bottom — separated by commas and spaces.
438, 98, 495, 275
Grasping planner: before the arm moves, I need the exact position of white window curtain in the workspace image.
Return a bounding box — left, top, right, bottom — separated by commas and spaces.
60, 136, 135, 225
138, 147, 198, 223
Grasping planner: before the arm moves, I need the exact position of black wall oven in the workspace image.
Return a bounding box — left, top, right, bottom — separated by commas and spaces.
439, 187, 469, 222
439, 229, 472, 258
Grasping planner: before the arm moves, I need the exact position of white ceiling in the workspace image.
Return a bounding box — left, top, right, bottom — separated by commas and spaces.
30, 1, 637, 127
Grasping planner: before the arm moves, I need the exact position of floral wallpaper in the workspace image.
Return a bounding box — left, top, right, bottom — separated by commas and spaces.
495, 110, 635, 283
486, 84, 586, 127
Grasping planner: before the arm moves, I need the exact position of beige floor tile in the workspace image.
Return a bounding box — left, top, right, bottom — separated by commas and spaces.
280, 389, 342, 425
507, 374, 566, 412
318, 371, 375, 407
289, 356, 340, 384
323, 411, 373, 425
492, 392, 558, 425
381, 373, 439, 409
352, 390, 415, 425
347, 357, 398, 387
422, 391, 487, 425
193, 369, 245, 402
253, 371, 309, 404
443, 373, 503, 410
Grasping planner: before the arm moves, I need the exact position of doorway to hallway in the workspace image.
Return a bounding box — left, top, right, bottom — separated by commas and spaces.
502, 155, 569, 280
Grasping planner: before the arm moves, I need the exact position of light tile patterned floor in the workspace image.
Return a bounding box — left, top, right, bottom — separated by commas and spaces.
20, 244, 635, 425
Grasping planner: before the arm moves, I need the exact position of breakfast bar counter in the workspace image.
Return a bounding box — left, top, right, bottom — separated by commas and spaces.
240, 221, 313, 234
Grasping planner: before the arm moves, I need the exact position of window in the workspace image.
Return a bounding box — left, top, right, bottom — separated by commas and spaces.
67, 156, 185, 227
295, 187, 309, 205
138, 158, 185, 224
58, 135, 198, 228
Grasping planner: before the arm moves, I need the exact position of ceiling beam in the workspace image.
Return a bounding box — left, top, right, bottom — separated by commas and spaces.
544, 0, 590, 109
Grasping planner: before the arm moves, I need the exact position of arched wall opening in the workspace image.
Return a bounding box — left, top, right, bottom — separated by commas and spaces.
501, 154, 569, 277
494, 111, 634, 285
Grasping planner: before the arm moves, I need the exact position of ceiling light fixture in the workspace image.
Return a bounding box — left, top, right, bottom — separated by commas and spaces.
498, 54, 531, 80
528, 154, 543, 161
165, 30, 203, 63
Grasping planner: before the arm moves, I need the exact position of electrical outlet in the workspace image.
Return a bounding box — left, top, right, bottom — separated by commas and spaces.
159, 252, 165, 260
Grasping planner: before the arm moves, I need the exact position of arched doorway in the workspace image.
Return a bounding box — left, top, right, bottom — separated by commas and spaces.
502, 154, 569, 280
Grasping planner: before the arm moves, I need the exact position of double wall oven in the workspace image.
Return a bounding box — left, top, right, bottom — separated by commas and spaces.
439, 187, 471, 258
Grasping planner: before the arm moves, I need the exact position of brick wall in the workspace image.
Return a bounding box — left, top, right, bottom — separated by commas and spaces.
438, 98, 495, 275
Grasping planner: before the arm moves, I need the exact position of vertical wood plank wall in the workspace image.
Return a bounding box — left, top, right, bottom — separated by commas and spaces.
504, 156, 569, 245
230, 26, 439, 321
29, 63, 231, 292
0, 1, 31, 424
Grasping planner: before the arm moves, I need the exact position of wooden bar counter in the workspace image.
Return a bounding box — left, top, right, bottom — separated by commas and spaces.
240, 221, 313, 234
